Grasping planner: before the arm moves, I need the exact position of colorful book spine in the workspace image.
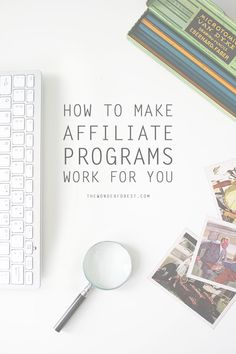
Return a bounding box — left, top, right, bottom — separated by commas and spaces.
147, 0, 236, 76
128, 0, 236, 118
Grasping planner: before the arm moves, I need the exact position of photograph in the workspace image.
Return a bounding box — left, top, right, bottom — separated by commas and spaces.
150, 231, 236, 326
188, 220, 236, 292
207, 159, 236, 224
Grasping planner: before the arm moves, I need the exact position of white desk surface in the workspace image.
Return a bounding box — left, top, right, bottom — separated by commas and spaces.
0, 1, 235, 353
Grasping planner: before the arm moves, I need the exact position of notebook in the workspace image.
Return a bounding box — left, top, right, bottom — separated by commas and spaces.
128, 0, 236, 118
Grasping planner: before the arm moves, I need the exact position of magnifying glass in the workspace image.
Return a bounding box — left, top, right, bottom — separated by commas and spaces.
54, 241, 132, 332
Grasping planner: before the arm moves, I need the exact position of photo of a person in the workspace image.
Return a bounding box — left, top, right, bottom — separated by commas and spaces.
151, 231, 235, 327
196, 237, 229, 279
188, 220, 236, 292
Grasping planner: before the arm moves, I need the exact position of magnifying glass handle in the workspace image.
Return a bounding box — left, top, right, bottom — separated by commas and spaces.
54, 283, 92, 332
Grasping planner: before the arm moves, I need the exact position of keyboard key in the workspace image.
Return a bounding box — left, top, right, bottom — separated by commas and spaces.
0, 155, 10, 167
13, 104, 25, 116
0, 228, 9, 240
26, 105, 34, 117
0, 140, 10, 152
0, 112, 11, 124
13, 75, 25, 88
0, 97, 11, 109
0, 243, 9, 255
25, 271, 33, 285
12, 191, 24, 204
25, 225, 32, 239
26, 149, 33, 162
12, 118, 25, 130
11, 220, 23, 233
11, 206, 24, 218
13, 90, 24, 102
12, 176, 24, 189
12, 132, 24, 145
25, 195, 33, 208
26, 90, 34, 102
0, 184, 10, 196
25, 180, 33, 193
25, 241, 33, 255
0, 199, 9, 211
0, 271, 9, 284
11, 162, 24, 174
25, 165, 33, 178
12, 146, 24, 160
11, 235, 24, 248
26, 134, 33, 147
25, 256, 33, 270
26, 119, 34, 132
26, 75, 34, 88
0, 76, 12, 95
0, 126, 10, 138
0, 170, 10, 182
25, 210, 33, 224
11, 250, 24, 263
11, 265, 24, 284
0, 213, 9, 225
0, 258, 9, 270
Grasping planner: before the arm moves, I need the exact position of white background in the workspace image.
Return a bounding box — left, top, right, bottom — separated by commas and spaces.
0, 0, 236, 353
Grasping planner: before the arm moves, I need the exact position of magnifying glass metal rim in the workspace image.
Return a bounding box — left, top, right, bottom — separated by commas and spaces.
54, 240, 132, 332
83, 240, 132, 291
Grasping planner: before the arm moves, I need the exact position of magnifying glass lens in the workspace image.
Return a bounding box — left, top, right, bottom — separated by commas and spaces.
83, 242, 132, 290
54, 241, 132, 332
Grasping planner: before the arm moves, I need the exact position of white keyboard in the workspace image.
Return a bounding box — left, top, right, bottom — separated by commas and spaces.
0, 71, 41, 288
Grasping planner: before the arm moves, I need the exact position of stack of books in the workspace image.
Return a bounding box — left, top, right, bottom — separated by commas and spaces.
128, 0, 236, 118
